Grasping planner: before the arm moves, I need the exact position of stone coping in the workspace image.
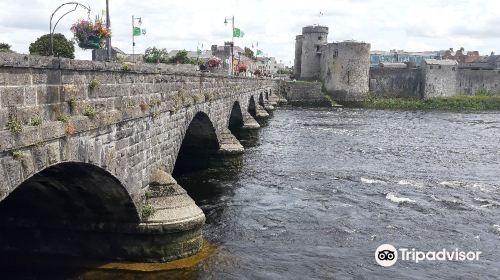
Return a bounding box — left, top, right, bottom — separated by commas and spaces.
0, 53, 266, 81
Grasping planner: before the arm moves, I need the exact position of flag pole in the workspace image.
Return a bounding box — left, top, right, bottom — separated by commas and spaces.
132, 15, 135, 56
231, 15, 234, 76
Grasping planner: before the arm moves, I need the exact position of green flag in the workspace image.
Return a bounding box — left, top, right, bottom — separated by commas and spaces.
133, 27, 141, 36
233, 27, 244, 38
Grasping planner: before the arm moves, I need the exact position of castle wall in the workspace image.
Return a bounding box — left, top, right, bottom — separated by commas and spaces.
321, 42, 371, 102
300, 26, 328, 80
421, 61, 458, 98
294, 35, 303, 79
369, 67, 421, 98
280, 81, 329, 106
456, 69, 500, 95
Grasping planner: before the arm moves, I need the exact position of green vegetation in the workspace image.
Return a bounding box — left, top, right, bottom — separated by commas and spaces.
57, 113, 71, 123
29, 33, 75, 59
11, 150, 24, 160
6, 115, 23, 134
140, 204, 156, 220
475, 88, 498, 96
82, 104, 97, 119
362, 95, 500, 111
149, 98, 161, 108
169, 50, 191, 64
121, 63, 130, 71
68, 97, 77, 112
88, 79, 100, 90
244, 47, 255, 60
144, 47, 169, 63
30, 115, 43, 126
277, 68, 293, 75
0, 43, 13, 53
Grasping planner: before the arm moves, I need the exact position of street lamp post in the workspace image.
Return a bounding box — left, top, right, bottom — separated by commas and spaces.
105, 0, 111, 61
224, 16, 235, 76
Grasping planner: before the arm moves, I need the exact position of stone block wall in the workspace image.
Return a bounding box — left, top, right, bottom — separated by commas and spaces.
369, 67, 421, 98
421, 62, 458, 98
0, 53, 277, 207
280, 81, 329, 106
456, 69, 500, 95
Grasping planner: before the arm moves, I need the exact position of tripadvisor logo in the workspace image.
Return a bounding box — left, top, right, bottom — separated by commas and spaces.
375, 244, 482, 267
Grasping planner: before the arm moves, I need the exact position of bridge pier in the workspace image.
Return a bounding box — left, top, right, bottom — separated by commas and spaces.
263, 100, 275, 112
242, 114, 261, 130
256, 104, 270, 118
218, 130, 244, 155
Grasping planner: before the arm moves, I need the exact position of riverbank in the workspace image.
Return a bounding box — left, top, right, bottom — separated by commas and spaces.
360, 95, 500, 111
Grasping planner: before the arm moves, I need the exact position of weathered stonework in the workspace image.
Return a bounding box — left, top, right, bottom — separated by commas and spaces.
293, 25, 371, 102
280, 81, 330, 106
0, 53, 278, 262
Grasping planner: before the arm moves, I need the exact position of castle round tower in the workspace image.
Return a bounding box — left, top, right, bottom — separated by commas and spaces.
293, 35, 303, 79
300, 25, 328, 80
320, 41, 371, 101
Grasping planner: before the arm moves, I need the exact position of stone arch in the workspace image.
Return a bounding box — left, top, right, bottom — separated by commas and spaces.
0, 162, 140, 223
228, 101, 244, 136
248, 96, 257, 118
173, 111, 220, 177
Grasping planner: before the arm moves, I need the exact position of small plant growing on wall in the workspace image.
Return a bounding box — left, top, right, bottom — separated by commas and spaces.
11, 150, 24, 160
88, 79, 100, 90
30, 115, 43, 126
6, 114, 23, 134
68, 97, 78, 113
140, 204, 156, 220
57, 113, 70, 123
149, 98, 161, 108
82, 104, 97, 119
121, 63, 130, 71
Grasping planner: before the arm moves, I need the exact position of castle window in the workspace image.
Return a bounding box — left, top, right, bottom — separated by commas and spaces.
452, 67, 456, 71
333, 50, 338, 58
347, 71, 350, 85
318, 36, 323, 40
438, 66, 442, 69
430, 66, 433, 69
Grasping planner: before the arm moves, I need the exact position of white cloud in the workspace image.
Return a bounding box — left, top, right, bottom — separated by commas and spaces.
1, 0, 500, 66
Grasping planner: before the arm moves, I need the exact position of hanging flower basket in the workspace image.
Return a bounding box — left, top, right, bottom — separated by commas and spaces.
207, 56, 222, 67
78, 35, 102, 49
237, 64, 248, 73
71, 18, 111, 50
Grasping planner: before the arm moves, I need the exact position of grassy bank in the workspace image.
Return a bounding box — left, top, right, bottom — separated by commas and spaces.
361, 95, 500, 111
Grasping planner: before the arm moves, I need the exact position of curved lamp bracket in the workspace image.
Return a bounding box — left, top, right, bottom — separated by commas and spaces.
49, 2, 91, 56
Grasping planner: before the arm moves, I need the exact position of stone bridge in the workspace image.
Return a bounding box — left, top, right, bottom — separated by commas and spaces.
0, 54, 279, 262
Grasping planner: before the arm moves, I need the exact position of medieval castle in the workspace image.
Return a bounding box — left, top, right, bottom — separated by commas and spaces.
293, 25, 500, 102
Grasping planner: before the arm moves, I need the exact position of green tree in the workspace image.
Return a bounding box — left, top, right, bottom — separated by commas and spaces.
0, 43, 12, 52
29, 33, 75, 59
169, 50, 190, 64
244, 47, 255, 60
144, 47, 169, 63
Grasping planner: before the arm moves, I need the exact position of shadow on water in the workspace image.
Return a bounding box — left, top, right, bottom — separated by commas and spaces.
0, 239, 218, 280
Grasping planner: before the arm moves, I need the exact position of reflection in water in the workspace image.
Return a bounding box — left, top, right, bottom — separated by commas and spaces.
2, 108, 500, 279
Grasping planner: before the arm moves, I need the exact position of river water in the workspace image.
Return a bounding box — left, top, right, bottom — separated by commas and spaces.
6, 108, 500, 279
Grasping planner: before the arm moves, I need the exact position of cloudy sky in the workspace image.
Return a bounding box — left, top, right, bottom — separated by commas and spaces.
1, 0, 500, 65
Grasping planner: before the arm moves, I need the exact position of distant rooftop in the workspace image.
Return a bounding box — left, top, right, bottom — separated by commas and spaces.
423, 59, 458, 66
